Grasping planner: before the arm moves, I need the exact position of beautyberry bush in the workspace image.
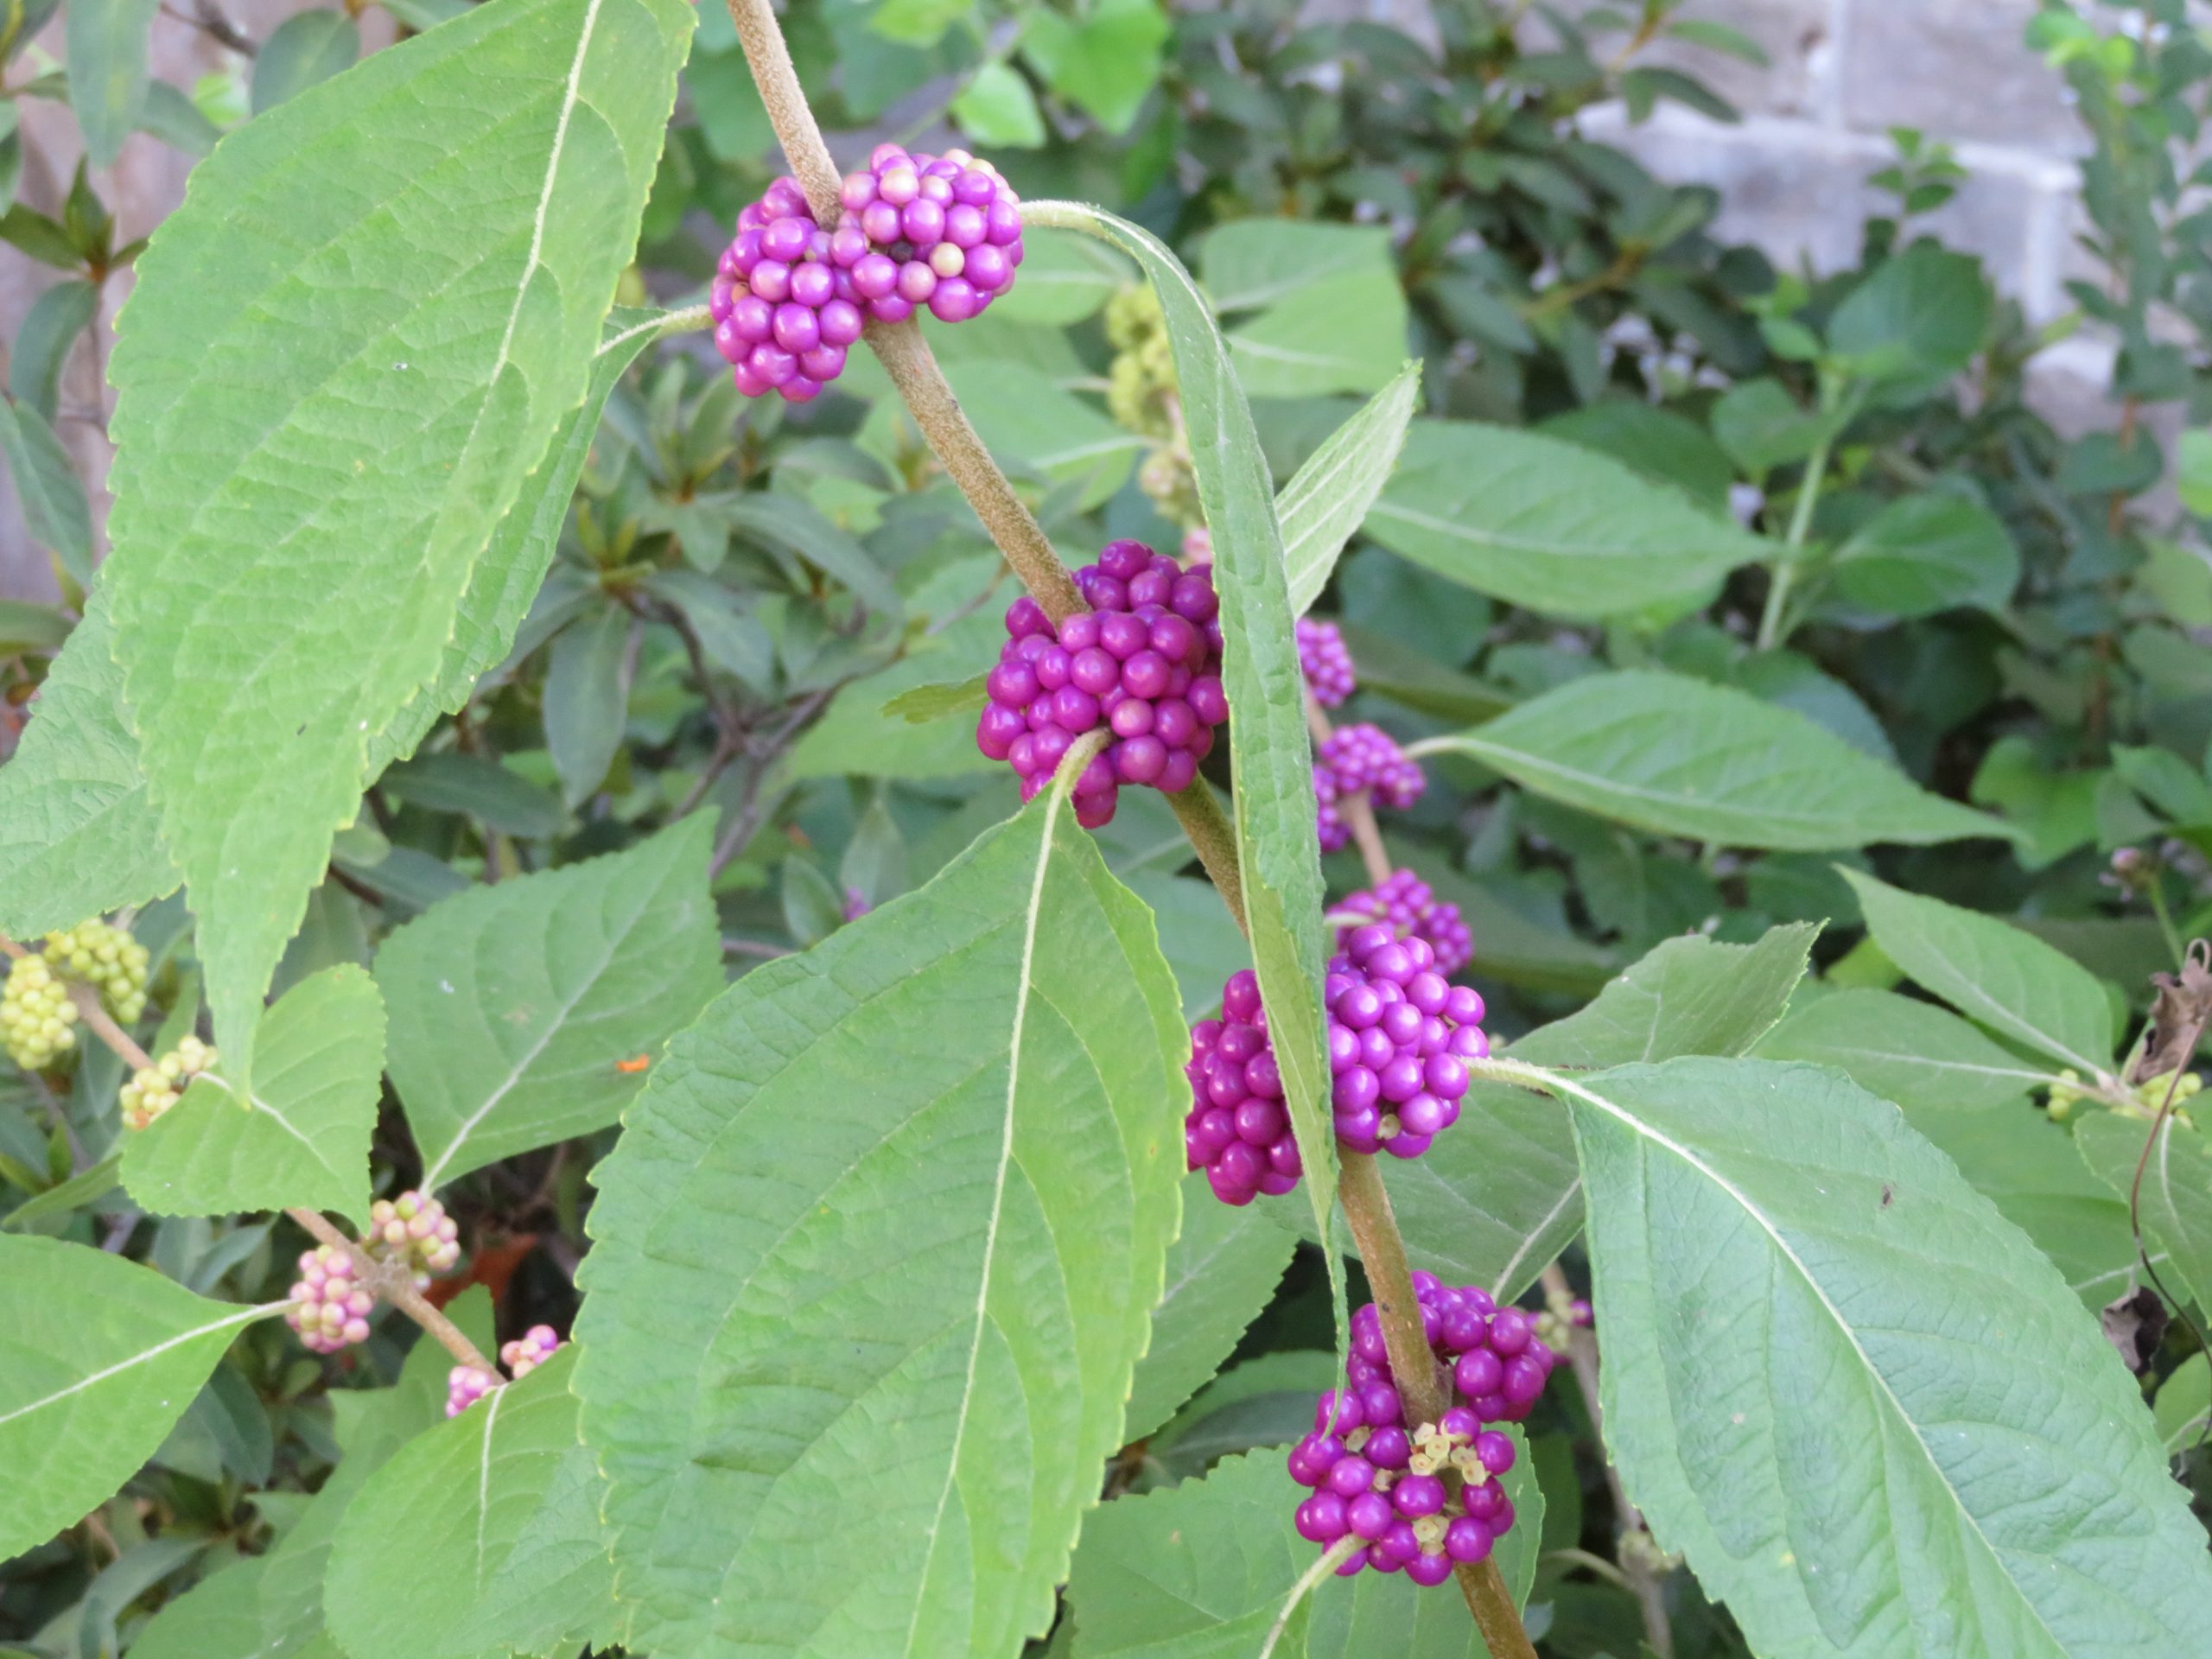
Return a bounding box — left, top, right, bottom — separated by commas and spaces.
2, 3, 2211, 1659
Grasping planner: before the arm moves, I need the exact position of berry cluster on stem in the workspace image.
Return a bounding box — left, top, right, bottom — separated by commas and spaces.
976, 540, 1224, 827
447, 1324, 565, 1416
1288, 1274, 1557, 1585
710, 146, 1020, 402
120, 1035, 218, 1130
2, 919, 149, 1070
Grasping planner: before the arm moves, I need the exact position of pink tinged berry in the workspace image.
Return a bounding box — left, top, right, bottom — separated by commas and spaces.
928, 278, 980, 322
897, 261, 938, 302
853, 251, 899, 299
772, 303, 821, 354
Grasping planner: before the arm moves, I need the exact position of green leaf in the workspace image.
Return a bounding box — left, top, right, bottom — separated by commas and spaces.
1378, 1078, 1584, 1302
1228, 270, 1411, 399
9, 277, 97, 417
1385, 926, 1813, 1300
378, 816, 720, 1190
1829, 493, 2020, 618
66, 0, 158, 167
882, 671, 988, 723
0, 1236, 276, 1559
1430, 671, 2008, 850
780, 853, 845, 946
951, 60, 1046, 147
120, 964, 384, 1223
989, 226, 1132, 327
0, 598, 69, 654
2075, 1110, 2212, 1313
1366, 423, 1766, 619
1280, 363, 1420, 616
941, 358, 1142, 511
1200, 221, 1396, 314
251, 10, 360, 112
0, 591, 178, 940
1827, 242, 1990, 385
0, 396, 92, 584
102, 0, 692, 1085
1541, 400, 1735, 512
381, 752, 562, 837
130, 1290, 492, 1659
574, 784, 1186, 1657
543, 603, 633, 806
1033, 201, 1339, 1342
1839, 868, 2114, 1077
1514, 923, 1816, 1070
1124, 1170, 1297, 1442
1064, 1449, 1541, 1657
1753, 987, 2056, 1113
1019, 0, 1166, 132
370, 308, 678, 773
325, 1347, 613, 1659
1561, 1055, 2212, 1657
2154, 1353, 2209, 1455
1709, 377, 1830, 476
0, 1150, 122, 1230
1916, 1107, 2146, 1312
137, 80, 220, 156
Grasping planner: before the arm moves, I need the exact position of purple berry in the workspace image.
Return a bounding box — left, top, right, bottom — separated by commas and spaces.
1297, 618, 1357, 707
1332, 869, 1474, 977
1313, 723, 1426, 849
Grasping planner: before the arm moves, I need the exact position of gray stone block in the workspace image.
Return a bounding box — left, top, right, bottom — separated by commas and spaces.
1837, 0, 2080, 151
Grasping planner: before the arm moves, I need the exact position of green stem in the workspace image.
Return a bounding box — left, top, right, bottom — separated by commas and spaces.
2148, 877, 2186, 969
1755, 425, 1834, 653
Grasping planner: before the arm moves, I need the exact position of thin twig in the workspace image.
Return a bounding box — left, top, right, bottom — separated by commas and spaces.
721, 0, 1080, 625
1, 933, 491, 1370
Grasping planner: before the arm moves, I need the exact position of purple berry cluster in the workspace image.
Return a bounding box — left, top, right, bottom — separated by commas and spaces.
1334, 869, 1472, 978
836, 143, 1022, 325
1185, 927, 1490, 1206
287, 1244, 373, 1355
447, 1363, 498, 1417
1313, 723, 1425, 852
1297, 618, 1356, 708
1185, 969, 1301, 1205
709, 148, 1020, 404
975, 541, 1225, 829
1287, 1275, 1558, 1584
711, 178, 866, 404
1328, 925, 1486, 1159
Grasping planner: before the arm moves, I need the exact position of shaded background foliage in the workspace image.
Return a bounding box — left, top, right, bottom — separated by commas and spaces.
3, 1, 2212, 1656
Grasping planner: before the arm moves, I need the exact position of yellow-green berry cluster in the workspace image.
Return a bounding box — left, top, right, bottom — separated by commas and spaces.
1105, 286, 1204, 528
43, 920, 149, 1024
367, 1190, 461, 1290
2, 953, 79, 1070
121, 1036, 218, 1131
2048, 1067, 2202, 1122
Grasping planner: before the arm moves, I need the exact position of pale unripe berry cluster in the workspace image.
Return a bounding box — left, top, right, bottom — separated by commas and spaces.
2, 954, 79, 1070
367, 1190, 461, 1288
446, 1325, 565, 1417
500, 1324, 562, 1378
120, 1036, 218, 1130
3, 918, 149, 1071
287, 1245, 374, 1353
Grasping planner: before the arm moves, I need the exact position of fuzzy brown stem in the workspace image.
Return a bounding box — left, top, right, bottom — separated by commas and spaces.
287, 1206, 492, 1370
720, 13, 1535, 1655
1339, 1153, 1536, 1656
721, 0, 1079, 622
1167, 783, 1247, 937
